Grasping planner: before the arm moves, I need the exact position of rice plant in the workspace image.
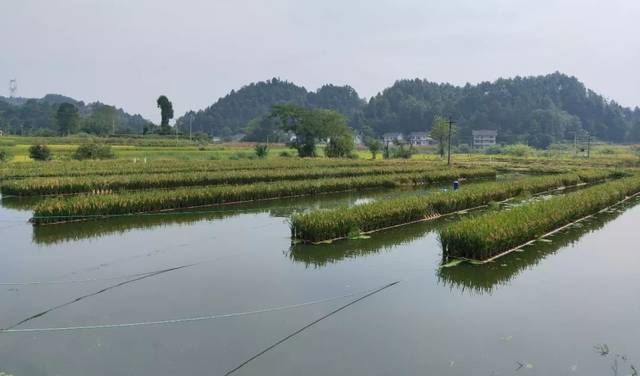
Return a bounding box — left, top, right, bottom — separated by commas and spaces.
439, 175, 640, 260
30, 168, 495, 223
291, 170, 624, 243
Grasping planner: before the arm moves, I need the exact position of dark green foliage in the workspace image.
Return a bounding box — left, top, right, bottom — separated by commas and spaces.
363, 73, 638, 144
367, 138, 382, 159
174, 78, 365, 137
271, 104, 352, 158
82, 104, 117, 135
29, 145, 52, 161
156, 95, 174, 134
72, 143, 115, 160
0, 95, 152, 135
55, 103, 80, 136
0, 149, 11, 162
325, 132, 355, 158
254, 144, 269, 158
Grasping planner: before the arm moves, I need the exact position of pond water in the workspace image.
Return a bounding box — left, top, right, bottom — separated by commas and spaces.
0, 187, 638, 376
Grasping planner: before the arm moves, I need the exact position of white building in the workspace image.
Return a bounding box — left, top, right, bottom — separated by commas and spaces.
407, 131, 437, 146
382, 132, 404, 144
472, 129, 498, 148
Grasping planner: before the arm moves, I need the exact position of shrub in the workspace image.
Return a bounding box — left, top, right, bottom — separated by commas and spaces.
367, 139, 382, 160
279, 150, 292, 158
324, 134, 355, 158
484, 145, 503, 155
501, 144, 535, 157
73, 143, 115, 160
391, 144, 413, 159
0, 149, 12, 162
29, 145, 52, 161
255, 144, 269, 158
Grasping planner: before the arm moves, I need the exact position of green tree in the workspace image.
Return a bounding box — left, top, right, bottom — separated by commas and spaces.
430, 116, 456, 158
366, 138, 382, 159
29, 145, 52, 161
83, 105, 117, 135
270, 104, 353, 158
254, 143, 269, 158
55, 103, 79, 136
157, 95, 174, 134
73, 143, 115, 160
325, 130, 354, 158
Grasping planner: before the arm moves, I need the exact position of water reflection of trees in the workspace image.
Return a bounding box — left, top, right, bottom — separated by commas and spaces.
437, 199, 637, 295
29, 191, 378, 245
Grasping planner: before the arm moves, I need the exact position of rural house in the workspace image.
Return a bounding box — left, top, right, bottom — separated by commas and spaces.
382, 132, 404, 144
472, 129, 498, 148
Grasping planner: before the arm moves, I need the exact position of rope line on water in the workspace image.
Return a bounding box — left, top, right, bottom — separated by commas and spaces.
0, 282, 399, 334
0, 263, 199, 331
222, 280, 400, 376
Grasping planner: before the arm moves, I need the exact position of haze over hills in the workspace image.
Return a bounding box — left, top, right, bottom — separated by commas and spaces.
0, 94, 152, 135
175, 72, 640, 147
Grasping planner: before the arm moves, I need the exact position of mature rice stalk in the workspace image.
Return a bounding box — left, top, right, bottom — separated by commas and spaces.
439, 175, 640, 260
2, 165, 491, 196
290, 170, 624, 243
31, 168, 496, 223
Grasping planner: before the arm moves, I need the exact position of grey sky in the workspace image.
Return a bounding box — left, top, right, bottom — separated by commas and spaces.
2, 0, 639, 123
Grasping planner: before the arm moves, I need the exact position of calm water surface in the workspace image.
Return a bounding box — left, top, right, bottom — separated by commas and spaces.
0, 188, 638, 376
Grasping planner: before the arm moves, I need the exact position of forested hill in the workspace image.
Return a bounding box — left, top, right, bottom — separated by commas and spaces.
175, 78, 366, 138
0, 94, 152, 135
178, 73, 640, 145
364, 73, 640, 146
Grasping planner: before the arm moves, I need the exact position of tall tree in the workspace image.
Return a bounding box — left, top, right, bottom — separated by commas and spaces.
55, 103, 79, 136
430, 116, 456, 158
157, 95, 174, 134
270, 104, 353, 158
82, 104, 117, 135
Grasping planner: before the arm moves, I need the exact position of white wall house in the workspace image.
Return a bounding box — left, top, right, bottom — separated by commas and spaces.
382, 132, 404, 144
472, 129, 498, 148
407, 131, 437, 146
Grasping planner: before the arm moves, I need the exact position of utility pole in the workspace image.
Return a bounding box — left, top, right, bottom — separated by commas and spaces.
573, 133, 577, 157
189, 115, 193, 141
587, 133, 591, 159
447, 117, 455, 167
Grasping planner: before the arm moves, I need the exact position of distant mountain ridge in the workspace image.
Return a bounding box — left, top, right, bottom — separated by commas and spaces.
0, 94, 152, 135
176, 73, 640, 145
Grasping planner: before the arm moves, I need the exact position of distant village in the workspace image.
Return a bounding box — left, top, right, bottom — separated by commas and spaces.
215, 129, 498, 149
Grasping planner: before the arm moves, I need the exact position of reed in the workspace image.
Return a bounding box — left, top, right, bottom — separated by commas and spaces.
439, 175, 640, 260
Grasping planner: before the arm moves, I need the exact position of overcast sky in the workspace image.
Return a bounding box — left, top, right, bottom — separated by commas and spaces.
1, 0, 639, 122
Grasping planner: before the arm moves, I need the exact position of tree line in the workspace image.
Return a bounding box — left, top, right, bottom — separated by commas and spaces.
176, 73, 640, 146
0, 94, 152, 136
